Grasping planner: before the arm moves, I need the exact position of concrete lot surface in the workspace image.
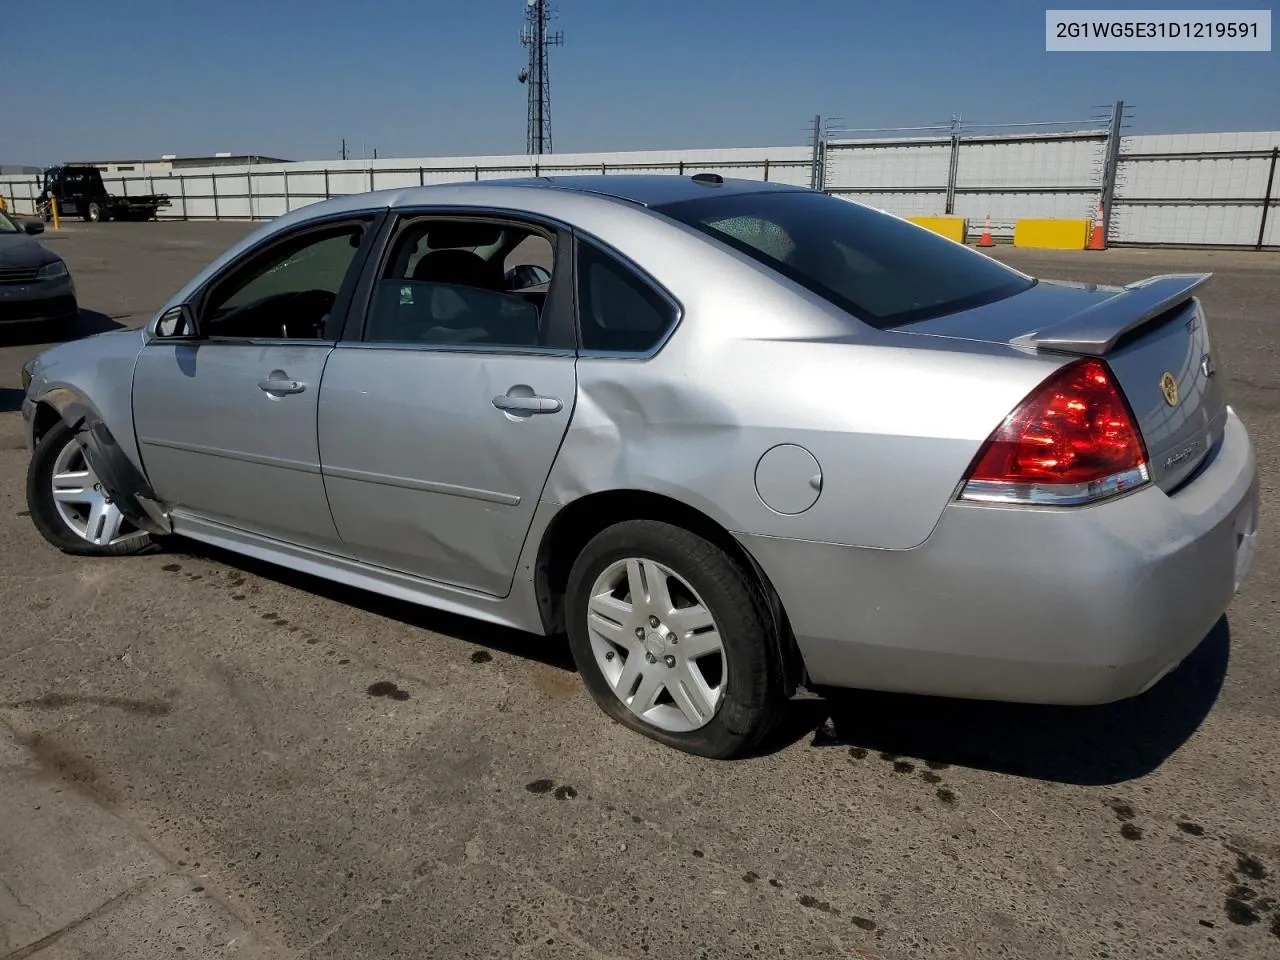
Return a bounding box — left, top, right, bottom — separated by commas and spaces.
1, 221, 1278, 959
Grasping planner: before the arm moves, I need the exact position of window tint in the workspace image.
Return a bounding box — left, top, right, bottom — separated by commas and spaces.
203, 224, 364, 339
363, 218, 554, 348
576, 241, 677, 354
654, 191, 1034, 329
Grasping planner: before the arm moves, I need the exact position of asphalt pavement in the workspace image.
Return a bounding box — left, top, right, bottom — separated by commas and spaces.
1, 220, 1278, 959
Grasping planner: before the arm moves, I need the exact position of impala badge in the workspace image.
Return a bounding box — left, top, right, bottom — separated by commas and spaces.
1160, 372, 1179, 407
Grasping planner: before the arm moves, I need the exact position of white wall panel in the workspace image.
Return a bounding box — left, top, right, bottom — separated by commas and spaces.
3, 134, 1276, 245
825, 140, 952, 191
1110, 203, 1264, 245
833, 191, 948, 218
956, 136, 1104, 189
1118, 156, 1274, 199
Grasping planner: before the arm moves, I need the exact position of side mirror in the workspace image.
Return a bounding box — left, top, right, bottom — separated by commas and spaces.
504, 264, 551, 291
152, 303, 200, 340
24, 221, 44, 235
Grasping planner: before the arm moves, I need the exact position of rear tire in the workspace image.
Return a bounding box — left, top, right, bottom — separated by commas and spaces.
84, 201, 106, 223
564, 519, 785, 759
26, 420, 153, 556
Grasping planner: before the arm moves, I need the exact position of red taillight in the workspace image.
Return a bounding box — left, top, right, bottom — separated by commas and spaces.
960, 358, 1150, 506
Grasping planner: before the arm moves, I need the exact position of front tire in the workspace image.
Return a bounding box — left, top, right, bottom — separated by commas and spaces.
26, 420, 153, 556
84, 201, 106, 223
565, 519, 785, 759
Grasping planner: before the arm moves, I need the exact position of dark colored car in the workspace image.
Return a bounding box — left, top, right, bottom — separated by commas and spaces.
0, 209, 77, 333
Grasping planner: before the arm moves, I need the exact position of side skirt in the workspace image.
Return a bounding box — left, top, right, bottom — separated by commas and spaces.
168, 511, 548, 635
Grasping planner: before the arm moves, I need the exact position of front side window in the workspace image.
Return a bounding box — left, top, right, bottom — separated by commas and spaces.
201, 224, 365, 339
362, 217, 554, 348
654, 191, 1035, 329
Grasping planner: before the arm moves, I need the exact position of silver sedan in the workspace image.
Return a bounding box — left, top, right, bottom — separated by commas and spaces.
19, 175, 1260, 758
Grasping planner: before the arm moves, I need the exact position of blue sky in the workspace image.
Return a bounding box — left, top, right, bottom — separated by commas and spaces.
3, 0, 1276, 164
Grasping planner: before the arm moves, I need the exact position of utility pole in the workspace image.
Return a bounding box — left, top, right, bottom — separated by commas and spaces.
518, 0, 564, 155
340, 138, 349, 161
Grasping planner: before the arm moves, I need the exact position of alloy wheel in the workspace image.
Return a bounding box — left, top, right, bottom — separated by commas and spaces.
50, 440, 143, 547
585, 557, 727, 733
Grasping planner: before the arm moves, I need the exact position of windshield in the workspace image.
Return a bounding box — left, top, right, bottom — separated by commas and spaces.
653, 191, 1035, 329
0, 210, 19, 234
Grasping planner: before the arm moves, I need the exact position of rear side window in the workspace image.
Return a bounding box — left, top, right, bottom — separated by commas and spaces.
654, 191, 1034, 329
576, 240, 677, 354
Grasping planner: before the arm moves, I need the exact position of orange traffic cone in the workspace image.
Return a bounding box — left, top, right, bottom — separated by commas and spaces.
1087, 203, 1106, 250
978, 213, 994, 247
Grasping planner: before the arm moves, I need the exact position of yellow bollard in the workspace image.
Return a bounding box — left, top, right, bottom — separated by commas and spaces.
50, 195, 60, 231
0, 193, 7, 211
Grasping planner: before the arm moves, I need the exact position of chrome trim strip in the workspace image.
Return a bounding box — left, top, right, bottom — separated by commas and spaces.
138, 437, 320, 475
958, 464, 1151, 507
322, 464, 521, 506
334, 341, 574, 358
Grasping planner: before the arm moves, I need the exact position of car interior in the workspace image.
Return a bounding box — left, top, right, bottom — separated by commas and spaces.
364, 220, 554, 346
195, 220, 555, 344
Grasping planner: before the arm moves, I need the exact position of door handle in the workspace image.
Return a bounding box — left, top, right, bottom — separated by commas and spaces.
492, 394, 562, 414
258, 377, 306, 395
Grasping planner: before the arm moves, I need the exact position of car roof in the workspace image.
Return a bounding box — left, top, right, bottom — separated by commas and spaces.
399, 174, 808, 209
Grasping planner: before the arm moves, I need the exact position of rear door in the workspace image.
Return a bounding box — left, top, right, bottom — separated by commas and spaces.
316, 211, 577, 597
132, 214, 381, 550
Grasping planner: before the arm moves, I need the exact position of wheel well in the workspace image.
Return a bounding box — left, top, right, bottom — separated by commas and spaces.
534, 490, 804, 694
31, 402, 62, 447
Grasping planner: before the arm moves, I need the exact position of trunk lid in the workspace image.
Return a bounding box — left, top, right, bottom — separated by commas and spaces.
898, 275, 1226, 493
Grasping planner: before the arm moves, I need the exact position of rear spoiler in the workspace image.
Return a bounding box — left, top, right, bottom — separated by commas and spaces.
1012, 274, 1211, 356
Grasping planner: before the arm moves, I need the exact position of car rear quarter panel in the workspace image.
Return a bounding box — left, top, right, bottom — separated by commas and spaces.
539, 206, 1067, 550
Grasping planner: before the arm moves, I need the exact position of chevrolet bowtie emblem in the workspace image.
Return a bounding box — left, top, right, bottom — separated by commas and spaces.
1160, 372, 1179, 407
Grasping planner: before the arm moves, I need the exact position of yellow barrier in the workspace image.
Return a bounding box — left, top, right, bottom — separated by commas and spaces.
1013, 218, 1090, 250
906, 216, 967, 243
50, 196, 60, 231
0, 194, 6, 211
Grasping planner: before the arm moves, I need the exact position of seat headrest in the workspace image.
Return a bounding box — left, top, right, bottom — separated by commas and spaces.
412, 249, 498, 288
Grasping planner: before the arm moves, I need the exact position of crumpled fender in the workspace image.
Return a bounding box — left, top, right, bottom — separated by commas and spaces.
39, 387, 171, 536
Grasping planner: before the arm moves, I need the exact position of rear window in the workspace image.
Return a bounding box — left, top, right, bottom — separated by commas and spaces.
653, 191, 1034, 329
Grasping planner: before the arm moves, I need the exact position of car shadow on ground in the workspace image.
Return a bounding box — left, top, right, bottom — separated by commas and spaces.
0, 387, 24, 413
165, 540, 1229, 785
772, 617, 1231, 786
172, 539, 578, 672
0, 309, 126, 349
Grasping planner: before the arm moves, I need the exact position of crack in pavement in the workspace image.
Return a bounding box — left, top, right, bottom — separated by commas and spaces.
0, 877, 153, 960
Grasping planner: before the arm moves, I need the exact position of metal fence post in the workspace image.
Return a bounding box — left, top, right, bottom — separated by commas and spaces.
1257, 147, 1278, 251
418, 166, 425, 186
211, 174, 219, 220
808, 115, 825, 191
474, 166, 480, 181
283, 169, 290, 213
324, 169, 331, 199
1098, 100, 1125, 244
179, 175, 188, 221
945, 117, 961, 215
763, 158, 770, 182
369, 167, 375, 192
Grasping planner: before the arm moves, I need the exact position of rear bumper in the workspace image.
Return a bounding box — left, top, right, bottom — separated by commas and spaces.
739, 408, 1260, 705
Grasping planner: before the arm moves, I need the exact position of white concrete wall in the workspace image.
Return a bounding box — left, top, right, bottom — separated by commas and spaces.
3, 132, 1277, 247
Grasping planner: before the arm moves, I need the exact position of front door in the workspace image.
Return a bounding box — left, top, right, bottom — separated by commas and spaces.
132, 216, 378, 549
317, 213, 577, 596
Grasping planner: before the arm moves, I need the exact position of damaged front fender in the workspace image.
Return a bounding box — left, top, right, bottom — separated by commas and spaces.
39, 388, 171, 537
